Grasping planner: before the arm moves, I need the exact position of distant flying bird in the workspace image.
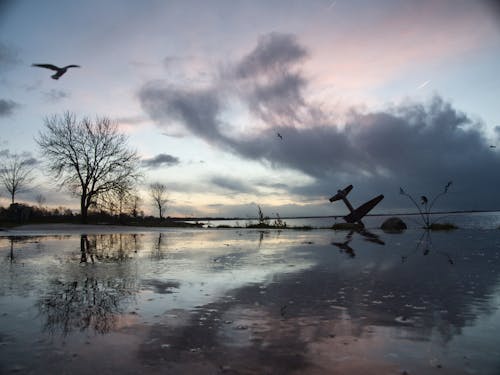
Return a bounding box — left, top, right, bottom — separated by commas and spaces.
421, 196, 428, 205
32, 63, 80, 80
277, 132, 283, 140
490, 145, 497, 148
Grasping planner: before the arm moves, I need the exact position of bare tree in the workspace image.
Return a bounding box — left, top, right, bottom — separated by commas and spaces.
149, 182, 168, 219
96, 183, 134, 217
0, 153, 35, 204
36, 112, 141, 223
130, 193, 142, 218
35, 194, 46, 208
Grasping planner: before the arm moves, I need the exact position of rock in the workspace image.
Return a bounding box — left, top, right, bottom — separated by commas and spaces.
381, 217, 407, 233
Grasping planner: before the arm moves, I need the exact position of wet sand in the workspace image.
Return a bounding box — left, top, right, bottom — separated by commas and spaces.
0, 223, 171, 235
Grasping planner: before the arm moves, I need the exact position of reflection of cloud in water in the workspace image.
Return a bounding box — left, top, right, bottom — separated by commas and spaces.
136, 230, 500, 374
1, 230, 500, 374
142, 279, 180, 294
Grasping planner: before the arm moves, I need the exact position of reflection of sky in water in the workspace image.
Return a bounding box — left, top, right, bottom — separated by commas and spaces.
202, 211, 500, 230
0, 229, 500, 374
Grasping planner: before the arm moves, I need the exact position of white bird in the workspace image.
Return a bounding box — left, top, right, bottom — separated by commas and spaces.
32, 63, 81, 80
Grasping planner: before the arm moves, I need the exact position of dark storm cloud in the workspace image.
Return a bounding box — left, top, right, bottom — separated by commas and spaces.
234, 32, 307, 79
482, 0, 500, 16
245, 72, 307, 126
0, 0, 13, 11
210, 176, 255, 194
139, 32, 500, 210
139, 82, 226, 145
142, 153, 180, 168
231, 32, 308, 125
0, 99, 19, 116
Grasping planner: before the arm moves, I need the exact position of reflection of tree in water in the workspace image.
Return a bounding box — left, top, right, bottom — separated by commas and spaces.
150, 232, 167, 259
7, 238, 14, 263
80, 233, 142, 263
37, 234, 140, 335
2, 236, 46, 264
402, 230, 455, 265
37, 277, 135, 335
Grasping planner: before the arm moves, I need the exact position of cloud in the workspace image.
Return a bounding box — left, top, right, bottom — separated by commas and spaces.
210, 176, 255, 194
0, 98, 19, 116
23, 157, 39, 166
43, 89, 70, 102
234, 32, 307, 79
495, 126, 500, 141
140, 32, 500, 211
0, 149, 39, 163
0, 0, 15, 20
142, 153, 180, 168
481, 0, 500, 23
139, 83, 226, 144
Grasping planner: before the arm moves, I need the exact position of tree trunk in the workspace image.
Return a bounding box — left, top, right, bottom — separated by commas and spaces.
11, 192, 14, 204
81, 195, 88, 224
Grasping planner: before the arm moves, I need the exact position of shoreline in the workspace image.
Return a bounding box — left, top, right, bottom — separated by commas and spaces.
0, 223, 178, 235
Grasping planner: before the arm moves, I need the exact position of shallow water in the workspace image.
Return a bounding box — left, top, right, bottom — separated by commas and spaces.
1, 228, 500, 374
199, 211, 500, 229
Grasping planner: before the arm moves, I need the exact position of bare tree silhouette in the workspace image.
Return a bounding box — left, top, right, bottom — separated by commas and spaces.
400, 181, 453, 229
149, 182, 168, 219
36, 112, 141, 223
0, 153, 34, 204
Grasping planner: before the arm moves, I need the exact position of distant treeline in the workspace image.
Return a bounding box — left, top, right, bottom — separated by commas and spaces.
0, 203, 202, 228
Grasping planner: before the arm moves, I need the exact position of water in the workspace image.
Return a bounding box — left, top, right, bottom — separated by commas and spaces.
1, 221, 500, 374
197, 211, 500, 230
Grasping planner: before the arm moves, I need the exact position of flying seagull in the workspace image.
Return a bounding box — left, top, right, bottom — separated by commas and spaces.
32, 63, 81, 80
277, 132, 283, 140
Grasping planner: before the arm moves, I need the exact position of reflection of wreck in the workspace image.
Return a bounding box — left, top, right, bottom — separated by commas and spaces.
329, 185, 384, 227
331, 229, 385, 258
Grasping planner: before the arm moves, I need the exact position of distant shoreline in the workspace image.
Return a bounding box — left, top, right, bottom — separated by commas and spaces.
179, 209, 500, 222
1, 210, 499, 234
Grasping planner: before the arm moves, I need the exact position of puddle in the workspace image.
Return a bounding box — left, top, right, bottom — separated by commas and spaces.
1, 229, 500, 374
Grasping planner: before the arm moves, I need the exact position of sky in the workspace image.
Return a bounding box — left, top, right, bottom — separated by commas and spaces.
1, 0, 500, 218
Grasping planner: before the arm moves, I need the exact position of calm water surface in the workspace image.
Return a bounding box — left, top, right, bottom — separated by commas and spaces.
1, 227, 500, 374
200, 211, 500, 229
